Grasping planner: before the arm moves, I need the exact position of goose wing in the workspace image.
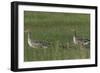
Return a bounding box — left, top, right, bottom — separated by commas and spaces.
31, 40, 51, 47
77, 37, 90, 45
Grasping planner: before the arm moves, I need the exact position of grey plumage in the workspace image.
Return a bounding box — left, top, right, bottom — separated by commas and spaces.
27, 31, 50, 48
72, 29, 90, 46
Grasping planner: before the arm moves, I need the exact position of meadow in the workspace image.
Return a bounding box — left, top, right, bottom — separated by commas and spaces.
24, 11, 90, 62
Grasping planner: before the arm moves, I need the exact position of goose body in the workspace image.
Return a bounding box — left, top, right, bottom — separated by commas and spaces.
27, 31, 49, 48
73, 35, 90, 45
72, 30, 90, 46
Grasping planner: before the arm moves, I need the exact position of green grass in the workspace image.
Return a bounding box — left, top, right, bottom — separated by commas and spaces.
24, 11, 90, 62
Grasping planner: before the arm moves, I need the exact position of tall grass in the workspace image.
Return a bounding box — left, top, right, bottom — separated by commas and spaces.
24, 11, 90, 62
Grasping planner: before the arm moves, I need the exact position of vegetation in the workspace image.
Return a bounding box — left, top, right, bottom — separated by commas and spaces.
24, 11, 90, 62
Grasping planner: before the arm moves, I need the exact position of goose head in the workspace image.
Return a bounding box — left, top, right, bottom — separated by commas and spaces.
24, 29, 32, 40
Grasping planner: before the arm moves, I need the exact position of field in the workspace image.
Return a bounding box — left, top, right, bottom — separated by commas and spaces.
24, 11, 90, 62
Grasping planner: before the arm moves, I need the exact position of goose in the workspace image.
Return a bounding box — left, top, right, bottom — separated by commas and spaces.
72, 29, 90, 46
25, 30, 50, 48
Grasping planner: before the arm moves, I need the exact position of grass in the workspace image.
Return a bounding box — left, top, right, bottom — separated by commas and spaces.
24, 11, 90, 62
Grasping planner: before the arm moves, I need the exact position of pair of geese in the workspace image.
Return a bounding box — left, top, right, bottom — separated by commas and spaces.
25, 29, 90, 49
